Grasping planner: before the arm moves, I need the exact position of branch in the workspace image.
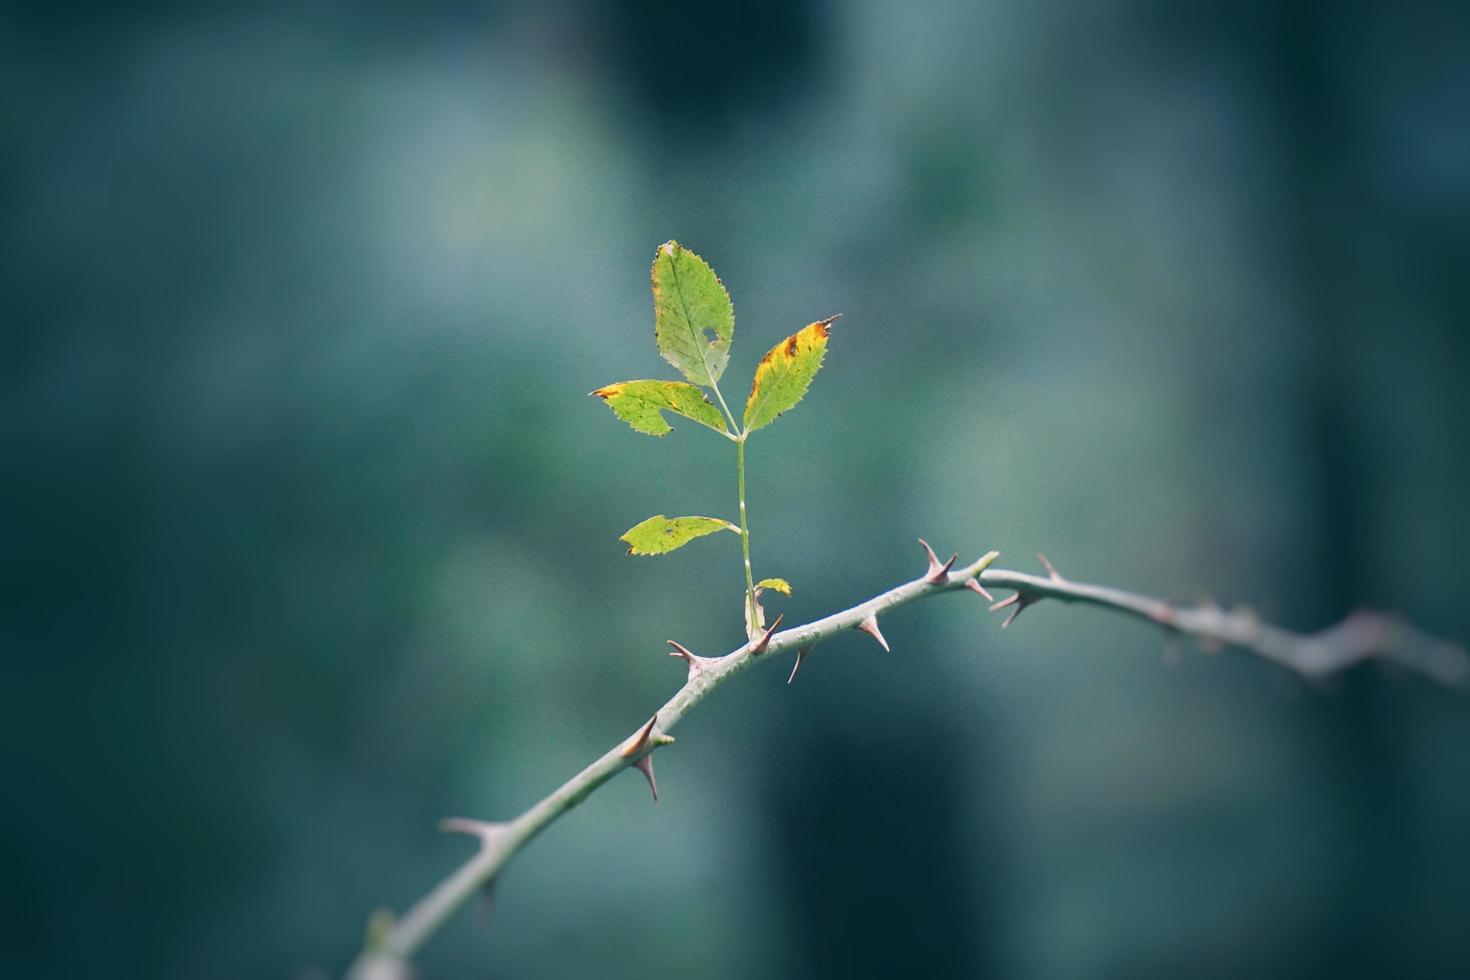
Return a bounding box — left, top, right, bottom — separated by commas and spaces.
347, 544, 1466, 977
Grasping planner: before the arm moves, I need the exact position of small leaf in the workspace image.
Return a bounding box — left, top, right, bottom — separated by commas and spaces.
651, 240, 734, 387
748, 579, 791, 638
620, 515, 739, 556
743, 316, 839, 431
745, 591, 764, 638
591, 380, 728, 436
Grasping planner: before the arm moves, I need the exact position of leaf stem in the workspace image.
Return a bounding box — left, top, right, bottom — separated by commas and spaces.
707, 379, 758, 636
736, 432, 757, 638
708, 379, 740, 434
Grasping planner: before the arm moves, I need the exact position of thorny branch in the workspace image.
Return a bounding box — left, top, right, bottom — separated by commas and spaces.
348, 542, 1467, 978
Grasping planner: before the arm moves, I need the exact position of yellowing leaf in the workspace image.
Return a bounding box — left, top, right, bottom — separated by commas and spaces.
591, 380, 728, 436
651, 240, 734, 387
620, 515, 739, 555
742, 316, 839, 432
755, 578, 792, 595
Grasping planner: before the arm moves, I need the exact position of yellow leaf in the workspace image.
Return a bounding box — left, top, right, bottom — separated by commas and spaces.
742, 316, 839, 432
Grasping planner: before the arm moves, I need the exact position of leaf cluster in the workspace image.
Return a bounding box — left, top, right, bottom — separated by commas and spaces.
592, 240, 837, 559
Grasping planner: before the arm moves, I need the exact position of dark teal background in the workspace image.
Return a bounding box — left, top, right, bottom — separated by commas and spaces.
7, 1, 1470, 977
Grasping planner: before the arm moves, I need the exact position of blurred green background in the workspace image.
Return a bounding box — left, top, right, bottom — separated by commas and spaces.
6, 1, 1470, 977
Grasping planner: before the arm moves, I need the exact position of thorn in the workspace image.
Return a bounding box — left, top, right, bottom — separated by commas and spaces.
633, 755, 659, 803
964, 578, 994, 602
788, 644, 813, 685
619, 715, 658, 758
989, 592, 1028, 629
1037, 553, 1062, 580
856, 614, 889, 652
919, 538, 958, 584
619, 715, 671, 803
748, 613, 784, 655
439, 818, 505, 847
989, 593, 1020, 613
1148, 603, 1177, 627
668, 640, 714, 678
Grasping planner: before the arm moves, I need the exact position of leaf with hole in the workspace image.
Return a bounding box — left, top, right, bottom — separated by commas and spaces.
743, 316, 839, 431
591, 380, 729, 436
620, 515, 740, 556
651, 240, 734, 387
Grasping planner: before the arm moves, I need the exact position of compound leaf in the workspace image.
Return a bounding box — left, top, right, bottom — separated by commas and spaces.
591, 380, 729, 436
651, 240, 734, 387
743, 316, 839, 432
620, 515, 739, 556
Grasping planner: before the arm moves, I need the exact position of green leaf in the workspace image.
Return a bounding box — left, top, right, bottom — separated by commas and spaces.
743, 316, 839, 432
755, 578, 792, 595
651, 240, 734, 387
620, 515, 739, 556
591, 380, 728, 437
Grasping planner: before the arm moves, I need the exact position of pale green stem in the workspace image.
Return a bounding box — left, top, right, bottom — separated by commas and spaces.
736, 433, 756, 637
707, 379, 758, 638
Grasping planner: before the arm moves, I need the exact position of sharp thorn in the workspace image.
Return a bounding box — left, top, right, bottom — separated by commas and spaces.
748, 613, 784, 655
620, 715, 658, 758
856, 614, 890, 652
1001, 604, 1024, 629
633, 755, 659, 803
788, 644, 812, 685
1037, 553, 1061, 580
964, 578, 994, 602
990, 593, 1021, 612
918, 538, 957, 584
667, 640, 712, 678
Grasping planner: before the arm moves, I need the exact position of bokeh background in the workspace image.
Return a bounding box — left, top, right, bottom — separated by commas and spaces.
7, 1, 1470, 977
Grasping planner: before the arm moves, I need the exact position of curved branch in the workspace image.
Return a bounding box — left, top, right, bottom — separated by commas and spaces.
347, 546, 1466, 977
980, 555, 1468, 685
